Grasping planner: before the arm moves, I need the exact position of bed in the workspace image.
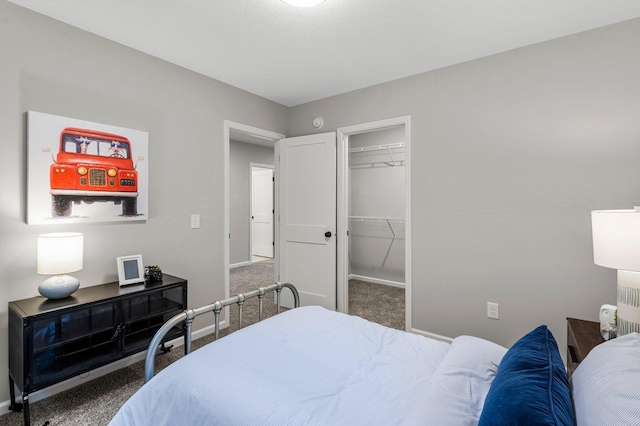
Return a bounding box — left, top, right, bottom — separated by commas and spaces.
109, 283, 640, 426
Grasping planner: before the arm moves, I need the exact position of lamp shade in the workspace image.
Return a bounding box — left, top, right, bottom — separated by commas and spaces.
592, 209, 640, 336
591, 210, 640, 272
37, 232, 83, 275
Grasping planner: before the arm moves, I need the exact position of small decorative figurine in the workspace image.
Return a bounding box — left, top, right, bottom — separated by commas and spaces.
145, 265, 163, 283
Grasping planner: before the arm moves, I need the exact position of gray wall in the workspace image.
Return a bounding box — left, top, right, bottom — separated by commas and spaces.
0, 1, 287, 403
229, 141, 274, 265
290, 18, 640, 353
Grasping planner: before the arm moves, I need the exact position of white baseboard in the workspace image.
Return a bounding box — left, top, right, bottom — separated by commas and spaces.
410, 327, 454, 344
348, 274, 405, 289
230, 261, 251, 269
0, 320, 227, 415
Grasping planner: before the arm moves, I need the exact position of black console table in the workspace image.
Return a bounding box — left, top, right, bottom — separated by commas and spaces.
8, 274, 187, 426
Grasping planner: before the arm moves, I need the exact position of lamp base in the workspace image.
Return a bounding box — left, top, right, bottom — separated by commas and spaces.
617, 270, 640, 335
39, 275, 80, 299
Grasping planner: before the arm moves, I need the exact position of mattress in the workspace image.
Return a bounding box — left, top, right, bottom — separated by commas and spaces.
110, 306, 506, 425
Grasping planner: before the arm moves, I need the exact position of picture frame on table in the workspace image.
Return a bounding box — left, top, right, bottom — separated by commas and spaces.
116, 254, 145, 286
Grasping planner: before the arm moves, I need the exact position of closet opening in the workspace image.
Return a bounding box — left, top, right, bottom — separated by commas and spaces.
337, 116, 411, 331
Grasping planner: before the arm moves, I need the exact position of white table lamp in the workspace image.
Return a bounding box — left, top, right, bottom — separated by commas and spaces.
37, 232, 83, 299
592, 209, 640, 335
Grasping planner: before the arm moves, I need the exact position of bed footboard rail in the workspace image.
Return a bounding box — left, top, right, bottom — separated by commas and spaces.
144, 282, 299, 382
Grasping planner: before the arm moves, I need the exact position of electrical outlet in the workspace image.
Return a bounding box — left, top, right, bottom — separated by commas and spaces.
487, 302, 499, 320
191, 214, 200, 229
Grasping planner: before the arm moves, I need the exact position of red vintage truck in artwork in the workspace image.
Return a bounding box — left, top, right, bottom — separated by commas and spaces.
48, 128, 139, 217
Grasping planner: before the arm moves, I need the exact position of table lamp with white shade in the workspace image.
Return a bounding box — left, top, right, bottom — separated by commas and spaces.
37, 232, 83, 299
592, 209, 640, 335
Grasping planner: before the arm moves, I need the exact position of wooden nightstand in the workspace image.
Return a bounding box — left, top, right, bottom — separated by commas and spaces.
566, 318, 605, 378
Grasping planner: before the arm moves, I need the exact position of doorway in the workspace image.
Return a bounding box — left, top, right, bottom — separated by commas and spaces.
337, 116, 412, 331
224, 117, 410, 331
224, 121, 285, 310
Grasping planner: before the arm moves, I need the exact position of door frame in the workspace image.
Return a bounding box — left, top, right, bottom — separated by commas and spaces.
336, 116, 412, 331
224, 120, 285, 302
250, 163, 275, 260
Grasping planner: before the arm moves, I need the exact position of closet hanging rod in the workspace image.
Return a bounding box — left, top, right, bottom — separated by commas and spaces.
348, 142, 405, 154
349, 160, 406, 169
348, 215, 405, 223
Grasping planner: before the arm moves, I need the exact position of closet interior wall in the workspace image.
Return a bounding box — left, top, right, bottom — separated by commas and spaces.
348, 126, 406, 287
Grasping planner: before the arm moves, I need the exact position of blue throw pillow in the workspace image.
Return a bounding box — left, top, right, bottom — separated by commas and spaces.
478, 325, 574, 426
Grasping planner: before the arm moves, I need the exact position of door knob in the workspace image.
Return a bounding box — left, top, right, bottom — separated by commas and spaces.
324, 231, 332, 238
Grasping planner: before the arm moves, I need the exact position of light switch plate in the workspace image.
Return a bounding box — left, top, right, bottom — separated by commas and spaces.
487, 302, 499, 320
191, 214, 200, 229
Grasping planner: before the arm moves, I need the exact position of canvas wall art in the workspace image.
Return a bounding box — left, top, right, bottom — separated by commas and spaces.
27, 111, 149, 224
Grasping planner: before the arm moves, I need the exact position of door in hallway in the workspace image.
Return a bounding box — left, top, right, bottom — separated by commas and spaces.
252, 166, 274, 258
277, 132, 336, 309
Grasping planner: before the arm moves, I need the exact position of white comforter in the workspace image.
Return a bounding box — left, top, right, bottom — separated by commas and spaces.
110, 306, 506, 425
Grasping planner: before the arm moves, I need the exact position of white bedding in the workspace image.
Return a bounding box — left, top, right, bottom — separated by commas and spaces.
110, 306, 506, 425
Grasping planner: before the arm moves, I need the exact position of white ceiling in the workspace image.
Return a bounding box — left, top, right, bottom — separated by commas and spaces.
8, 0, 640, 107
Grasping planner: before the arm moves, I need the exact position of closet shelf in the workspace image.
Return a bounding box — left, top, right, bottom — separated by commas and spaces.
349, 216, 404, 238
349, 142, 405, 168
348, 142, 405, 154
349, 215, 405, 224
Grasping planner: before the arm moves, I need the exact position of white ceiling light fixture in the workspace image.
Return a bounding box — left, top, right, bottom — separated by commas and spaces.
281, 0, 326, 7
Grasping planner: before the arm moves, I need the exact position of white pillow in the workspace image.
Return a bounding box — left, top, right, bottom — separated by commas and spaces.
402, 335, 507, 425
571, 332, 640, 426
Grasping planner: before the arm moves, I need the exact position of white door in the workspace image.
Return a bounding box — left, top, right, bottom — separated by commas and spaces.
277, 132, 336, 309
251, 166, 274, 258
